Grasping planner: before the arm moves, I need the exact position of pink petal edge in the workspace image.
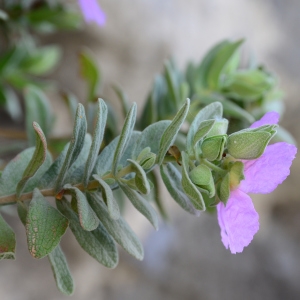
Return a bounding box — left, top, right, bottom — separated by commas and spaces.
217, 189, 259, 254
250, 111, 279, 128
239, 142, 297, 194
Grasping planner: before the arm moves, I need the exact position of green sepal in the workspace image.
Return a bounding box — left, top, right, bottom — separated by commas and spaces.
181, 151, 206, 211
48, 245, 74, 296
92, 175, 120, 220
201, 135, 227, 161
26, 189, 69, 259
0, 213, 16, 260
189, 164, 212, 186
63, 184, 99, 231
218, 173, 230, 203
229, 161, 245, 189
227, 131, 272, 159
56, 198, 118, 268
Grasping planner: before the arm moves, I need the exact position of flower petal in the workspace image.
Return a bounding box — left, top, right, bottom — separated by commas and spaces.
239, 142, 297, 194
250, 111, 279, 128
78, 0, 106, 26
217, 189, 259, 254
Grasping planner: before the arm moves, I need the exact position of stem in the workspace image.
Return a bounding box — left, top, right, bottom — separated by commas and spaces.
201, 159, 227, 175
0, 164, 136, 205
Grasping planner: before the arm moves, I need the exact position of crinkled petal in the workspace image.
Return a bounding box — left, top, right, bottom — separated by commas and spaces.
217, 189, 259, 254
250, 111, 279, 128
240, 142, 297, 194
78, 0, 106, 26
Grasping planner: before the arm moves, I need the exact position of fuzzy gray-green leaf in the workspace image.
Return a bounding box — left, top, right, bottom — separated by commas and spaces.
48, 245, 74, 296
83, 99, 107, 187
186, 102, 223, 155
63, 184, 99, 231
16, 122, 47, 197
157, 98, 190, 165
88, 193, 144, 260
119, 181, 158, 230
112, 103, 137, 175
92, 175, 120, 220
26, 189, 69, 259
160, 163, 199, 215
55, 104, 87, 191
0, 213, 16, 260
57, 198, 118, 268
181, 151, 205, 211
127, 159, 151, 195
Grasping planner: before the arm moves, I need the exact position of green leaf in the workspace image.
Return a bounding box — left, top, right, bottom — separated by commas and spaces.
164, 60, 180, 106
79, 49, 100, 102
0, 147, 52, 197
186, 101, 223, 155
83, 99, 107, 186
63, 185, 99, 231
48, 245, 74, 296
88, 193, 143, 260
26, 189, 69, 259
16, 122, 47, 197
112, 103, 137, 175
21, 46, 61, 76
207, 40, 243, 89
92, 175, 120, 220
181, 151, 205, 211
0, 213, 16, 260
157, 98, 190, 165
55, 104, 87, 191
57, 198, 118, 268
160, 163, 199, 215
24, 85, 53, 146
133, 120, 171, 159
189, 164, 212, 186
119, 181, 159, 230
1, 86, 22, 121
127, 159, 151, 195
193, 119, 216, 148
112, 85, 130, 118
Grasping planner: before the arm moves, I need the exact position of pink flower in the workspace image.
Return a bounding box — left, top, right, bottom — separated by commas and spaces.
78, 0, 106, 27
217, 112, 297, 254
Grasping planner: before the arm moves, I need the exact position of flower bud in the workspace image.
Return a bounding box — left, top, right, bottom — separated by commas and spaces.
206, 118, 228, 137
201, 135, 227, 161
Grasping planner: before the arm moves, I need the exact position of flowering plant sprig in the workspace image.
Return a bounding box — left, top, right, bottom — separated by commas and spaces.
0, 98, 296, 295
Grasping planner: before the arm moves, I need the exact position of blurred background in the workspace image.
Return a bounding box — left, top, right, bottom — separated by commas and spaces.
0, 0, 300, 299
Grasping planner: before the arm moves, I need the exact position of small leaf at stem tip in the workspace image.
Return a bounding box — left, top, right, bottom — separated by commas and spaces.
157, 98, 190, 165
92, 175, 120, 220
63, 184, 99, 231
